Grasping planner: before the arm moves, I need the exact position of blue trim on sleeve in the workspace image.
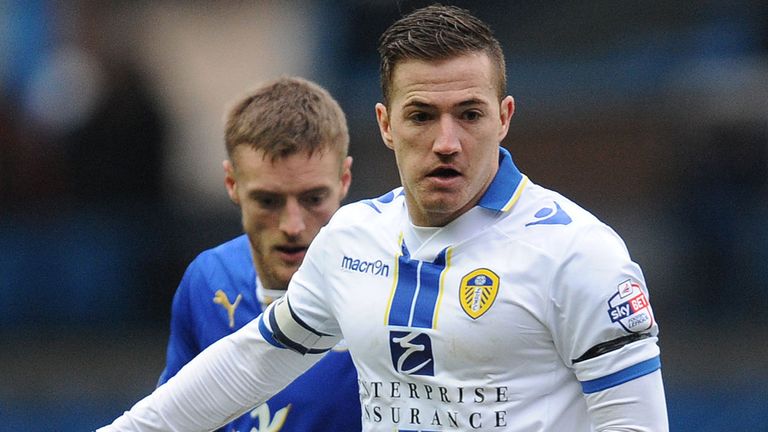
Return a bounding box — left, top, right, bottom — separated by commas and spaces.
580, 356, 661, 394
258, 314, 285, 349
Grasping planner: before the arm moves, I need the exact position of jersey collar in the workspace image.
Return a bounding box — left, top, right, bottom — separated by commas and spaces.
255, 276, 286, 310
477, 146, 528, 212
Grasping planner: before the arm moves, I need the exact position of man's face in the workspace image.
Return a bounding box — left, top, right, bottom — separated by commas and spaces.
376, 53, 514, 227
225, 147, 352, 289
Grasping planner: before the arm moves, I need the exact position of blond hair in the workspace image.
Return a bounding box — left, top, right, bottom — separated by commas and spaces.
225, 77, 349, 163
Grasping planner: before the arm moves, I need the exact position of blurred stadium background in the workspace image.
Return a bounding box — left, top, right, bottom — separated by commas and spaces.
1, 1, 766, 430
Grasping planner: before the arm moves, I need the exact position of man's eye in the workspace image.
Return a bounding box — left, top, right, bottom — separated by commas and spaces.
463, 110, 482, 121
254, 196, 279, 209
409, 112, 431, 123
301, 194, 326, 207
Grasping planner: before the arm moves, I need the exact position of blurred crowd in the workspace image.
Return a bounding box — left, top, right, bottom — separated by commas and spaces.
4, 0, 765, 328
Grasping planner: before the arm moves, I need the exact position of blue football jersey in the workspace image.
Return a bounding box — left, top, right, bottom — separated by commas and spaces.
159, 235, 361, 431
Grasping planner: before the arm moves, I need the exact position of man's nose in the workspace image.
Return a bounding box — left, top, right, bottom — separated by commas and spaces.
279, 200, 306, 237
433, 115, 461, 154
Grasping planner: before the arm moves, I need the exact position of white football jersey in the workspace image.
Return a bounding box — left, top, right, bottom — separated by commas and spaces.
261, 147, 661, 431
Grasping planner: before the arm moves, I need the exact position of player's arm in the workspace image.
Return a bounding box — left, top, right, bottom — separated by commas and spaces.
99, 234, 341, 432
98, 302, 330, 432
551, 223, 668, 431
157, 268, 199, 386
584, 369, 668, 431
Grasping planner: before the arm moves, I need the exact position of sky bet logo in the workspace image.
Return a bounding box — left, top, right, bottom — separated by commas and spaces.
607, 279, 653, 333
389, 331, 435, 376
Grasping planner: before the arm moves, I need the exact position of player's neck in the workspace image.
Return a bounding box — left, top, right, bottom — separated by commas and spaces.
255, 277, 287, 308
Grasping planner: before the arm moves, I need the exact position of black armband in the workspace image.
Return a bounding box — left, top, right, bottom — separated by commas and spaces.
572, 333, 651, 364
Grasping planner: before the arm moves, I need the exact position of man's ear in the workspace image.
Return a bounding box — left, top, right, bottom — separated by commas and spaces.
223, 159, 239, 205
497, 95, 515, 142
375, 103, 395, 150
339, 156, 353, 200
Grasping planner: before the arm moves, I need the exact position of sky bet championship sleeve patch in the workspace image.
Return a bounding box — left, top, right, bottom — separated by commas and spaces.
607, 279, 654, 333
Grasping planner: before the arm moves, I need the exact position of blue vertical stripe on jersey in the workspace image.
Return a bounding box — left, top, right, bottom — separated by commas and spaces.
388, 252, 419, 327
580, 356, 661, 393
387, 245, 449, 329
411, 248, 448, 328
432, 247, 452, 329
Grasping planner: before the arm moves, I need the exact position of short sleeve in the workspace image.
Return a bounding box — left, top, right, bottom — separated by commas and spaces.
548, 223, 661, 393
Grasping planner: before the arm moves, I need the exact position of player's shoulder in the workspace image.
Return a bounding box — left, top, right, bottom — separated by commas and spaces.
506, 181, 625, 251
517, 182, 599, 226
182, 234, 254, 293
190, 234, 250, 268
326, 187, 405, 231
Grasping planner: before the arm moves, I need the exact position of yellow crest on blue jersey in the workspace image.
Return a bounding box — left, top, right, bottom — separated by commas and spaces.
460, 269, 499, 319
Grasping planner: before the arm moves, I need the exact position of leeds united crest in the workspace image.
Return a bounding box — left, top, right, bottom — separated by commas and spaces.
460, 268, 499, 319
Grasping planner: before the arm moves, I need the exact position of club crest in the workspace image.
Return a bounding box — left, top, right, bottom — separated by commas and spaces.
459, 269, 499, 319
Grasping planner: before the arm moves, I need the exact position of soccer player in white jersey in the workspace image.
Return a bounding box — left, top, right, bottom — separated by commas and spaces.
99, 4, 668, 431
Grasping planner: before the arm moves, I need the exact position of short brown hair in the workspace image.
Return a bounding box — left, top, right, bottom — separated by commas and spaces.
225, 77, 349, 163
378, 4, 506, 107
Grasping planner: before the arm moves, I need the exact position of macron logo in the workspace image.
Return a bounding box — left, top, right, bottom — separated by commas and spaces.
341, 256, 390, 277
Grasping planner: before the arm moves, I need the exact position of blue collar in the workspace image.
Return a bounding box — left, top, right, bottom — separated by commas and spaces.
477, 146, 527, 212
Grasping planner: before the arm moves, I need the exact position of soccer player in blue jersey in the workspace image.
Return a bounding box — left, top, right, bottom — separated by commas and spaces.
100, 5, 668, 431
155, 77, 360, 431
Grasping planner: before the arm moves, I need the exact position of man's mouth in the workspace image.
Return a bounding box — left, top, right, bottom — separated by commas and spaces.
275, 245, 308, 263
426, 167, 462, 181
